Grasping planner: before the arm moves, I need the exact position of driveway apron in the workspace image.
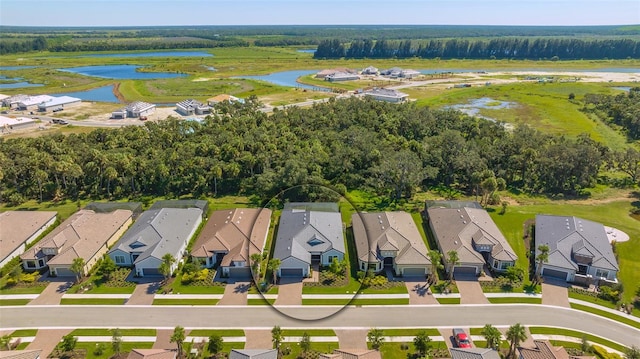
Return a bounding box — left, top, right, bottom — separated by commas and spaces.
218, 281, 250, 305
541, 281, 570, 308
335, 329, 368, 350
28, 281, 72, 305
456, 277, 489, 304
153, 329, 183, 349
404, 279, 440, 305
26, 329, 72, 357
126, 282, 161, 305
274, 277, 303, 306
244, 330, 273, 349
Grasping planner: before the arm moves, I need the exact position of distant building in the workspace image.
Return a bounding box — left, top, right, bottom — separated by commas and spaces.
451, 348, 501, 359
207, 94, 243, 106
37, 96, 81, 112
176, 99, 211, 116
320, 349, 382, 359
361, 66, 379, 75
229, 349, 277, 359
112, 101, 156, 119
0, 116, 36, 132
325, 72, 360, 82
380, 67, 402, 78
1, 94, 29, 109
400, 69, 421, 79
519, 340, 595, 359
127, 349, 176, 359
16, 95, 54, 110
315, 68, 357, 79
363, 88, 409, 103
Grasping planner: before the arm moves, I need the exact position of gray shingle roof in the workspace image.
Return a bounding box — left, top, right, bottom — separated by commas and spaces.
535, 215, 619, 271
109, 207, 202, 264
450, 348, 501, 359
274, 203, 345, 263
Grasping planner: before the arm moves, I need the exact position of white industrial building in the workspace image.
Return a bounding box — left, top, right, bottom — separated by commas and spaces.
0, 115, 36, 133
112, 101, 156, 119
37, 96, 81, 112
1, 94, 29, 109
16, 95, 54, 110
176, 99, 211, 116
325, 72, 361, 82
363, 88, 409, 103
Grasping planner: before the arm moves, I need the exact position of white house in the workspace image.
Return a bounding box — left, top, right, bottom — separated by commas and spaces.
363, 88, 409, 103
273, 203, 345, 278
176, 99, 211, 116
0, 211, 57, 268
325, 72, 360, 82
112, 101, 156, 119
108, 207, 203, 277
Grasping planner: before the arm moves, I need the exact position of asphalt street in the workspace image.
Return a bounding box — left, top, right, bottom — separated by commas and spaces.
1, 304, 639, 347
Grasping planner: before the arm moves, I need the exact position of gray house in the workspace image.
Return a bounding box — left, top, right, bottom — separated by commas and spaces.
274, 203, 345, 278
451, 348, 501, 359
535, 215, 619, 284
229, 349, 277, 359
108, 207, 203, 276
352, 211, 431, 277
427, 202, 517, 276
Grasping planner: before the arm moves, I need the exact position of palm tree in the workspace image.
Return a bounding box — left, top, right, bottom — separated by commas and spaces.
506, 323, 527, 359
271, 326, 283, 355
428, 250, 444, 284
413, 330, 432, 356
170, 326, 185, 358
535, 244, 550, 285
267, 258, 281, 284
70, 257, 85, 284
481, 324, 502, 350
367, 328, 385, 350
447, 250, 460, 281
250, 253, 262, 279
159, 253, 176, 281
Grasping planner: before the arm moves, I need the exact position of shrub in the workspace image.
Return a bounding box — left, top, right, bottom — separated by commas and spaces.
19, 272, 38, 283
598, 286, 622, 302
592, 345, 622, 359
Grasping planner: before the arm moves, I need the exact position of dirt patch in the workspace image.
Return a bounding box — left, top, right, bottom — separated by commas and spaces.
113, 83, 126, 102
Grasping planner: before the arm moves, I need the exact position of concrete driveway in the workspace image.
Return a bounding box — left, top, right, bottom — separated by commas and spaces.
541, 280, 570, 308
28, 280, 72, 305
456, 277, 489, 305
244, 330, 273, 349
126, 281, 162, 305
153, 329, 185, 349
26, 329, 72, 357
274, 277, 303, 306
404, 279, 439, 305
335, 329, 368, 350
218, 281, 250, 305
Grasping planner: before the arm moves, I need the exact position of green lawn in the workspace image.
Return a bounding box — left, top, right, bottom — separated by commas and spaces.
436, 297, 461, 304
0, 285, 47, 295
383, 328, 439, 336
281, 329, 335, 336
152, 299, 219, 305
60, 298, 127, 305
568, 291, 640, 317
11, 329, 38, 336
570, 303, 640, 329
247, 298, 275, 305
0, 299, 31, 306
281, 342, 340, 359
302, 298, 409, 305
188, 329, 244, 337
528, 326, 629, 351
70, 329, 156, 336
73, 342, 153, 359
487, 297, 542, 304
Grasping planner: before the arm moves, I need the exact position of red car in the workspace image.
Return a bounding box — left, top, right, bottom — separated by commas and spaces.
453, 328, 472, 348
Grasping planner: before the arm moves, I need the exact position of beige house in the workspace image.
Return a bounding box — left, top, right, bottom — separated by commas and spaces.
519, 340, 595, 359
427, 202, 517, 277
352, 211, 431, 277
320, 349, 381, 359
127, 349, 176, 359
20, 209, 133, 277
0, 211, 57, 268
190, 208, 272, 278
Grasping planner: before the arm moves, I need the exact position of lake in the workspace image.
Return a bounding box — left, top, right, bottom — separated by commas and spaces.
58, 85, 120, 103
0, 81, 44, 89
297, 49, 316, 53
0, 66, 38, 71
58, 65, 186, 79
237, 70, 330, 91
79, 51, 213, 58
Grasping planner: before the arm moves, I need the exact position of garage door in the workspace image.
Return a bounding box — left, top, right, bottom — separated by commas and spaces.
280, 268, 304, 277
403, 268, 426, 277
142, 267, 161, 276
542, 268, 568, 280
54, 268, 75, 277
453, 266, 477, 278
229, 267, 251, 278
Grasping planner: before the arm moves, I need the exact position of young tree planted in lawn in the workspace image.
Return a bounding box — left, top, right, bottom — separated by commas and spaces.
428, 250, 444, 284
170, 326, 186, 358
300, 332, 311, 353
271, 326, 283, 354
481, 324, 502, 350
159, 253, 176, 281
447, 250, 459, 281
59, 334, 77, 353
413, 331, 432, 356
111, 328, 123, 358
329, 257, 347, 275
99, 256, 117, 280
70, 257, 85, 284
367, 328, 384, 350
534, 244, 550, 285
267, 258, 281, 284
207, 335, 224, 356
506, 323, 527, 359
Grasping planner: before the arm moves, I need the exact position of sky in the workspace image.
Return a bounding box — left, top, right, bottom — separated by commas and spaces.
0, 0, 638, 27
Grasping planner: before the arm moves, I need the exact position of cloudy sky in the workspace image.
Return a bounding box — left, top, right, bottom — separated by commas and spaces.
1, 0, 638, 27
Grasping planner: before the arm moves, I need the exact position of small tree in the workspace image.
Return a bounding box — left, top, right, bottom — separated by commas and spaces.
70, 257, 85, 284
367, 328, 384, 350
505, 266, 525, 285
111, 328, 123, 358
447, 250, 460, 281
300, 332, 311, 353
329, 257, 347, 275
59, 334, 77, 353
427, 250, 444, 284
207, 334, 224, 356
481, 324, 502, 350
250, 253, 262, 278
159, 253, 176, 281
0, 334, 12, 350
98, 256, 117, 280
271, 326, 283, 354
534, 244, 550, 285
625, 346, 640, 359
413, 331, 432, 356
506, 323, 527, 359
580, 335, 592, 355
267, 258, 281, 284
170, 326, 186, 358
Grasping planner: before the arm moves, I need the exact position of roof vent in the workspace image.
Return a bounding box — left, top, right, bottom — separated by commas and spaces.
460, 215, 464, 218
454, 240, 458, 245
463, 221, 466, 224
381, 226, 385, 230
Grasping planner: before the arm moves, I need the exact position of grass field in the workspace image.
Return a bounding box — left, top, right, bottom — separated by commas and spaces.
528, 326, 629, 351
187, 329, 244, 337
487, 297, 542, 304
73, 342, 153, 359
152, 298, 220, 305
0, 299, 31, 306
69, 328, 156, 336
570, 303, 640, 329
60, 298, 127, 305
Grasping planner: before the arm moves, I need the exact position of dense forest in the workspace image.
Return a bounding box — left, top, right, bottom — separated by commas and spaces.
1, 24, 639, 55
314, 38, 640, 60
1, 98, 638, 206
582, 88, 640, 140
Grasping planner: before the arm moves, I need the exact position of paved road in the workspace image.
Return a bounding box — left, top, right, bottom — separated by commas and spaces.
1, 305, 639, 347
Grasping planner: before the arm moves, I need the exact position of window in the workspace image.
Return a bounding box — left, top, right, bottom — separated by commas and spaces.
595, 269, 609, 278
500, 262, 512, 270
26, 261, 36, 268
115, 255, 125, 264
38, 259, 45, 267
328, 256, 336, 263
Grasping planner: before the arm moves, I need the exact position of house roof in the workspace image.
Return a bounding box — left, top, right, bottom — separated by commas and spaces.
229, 349, 277, 359
38, 96, 80, 107
451, 348, 501, 359
0, 116, 36, 127
535, 215, 619, 272
18, 95, 54, 107
176, 99, 209, 110
352, 211, 430, 266
127, 349, 176, 359
363, 88, 409, 100
190, 208, 272, 266
208, 94, 240, 103
274, 203, 345, 263
519, 340, 595, 359
427, 205, 517, 265
21, 209, 132, 265
109, 207, 202, 264
0, 350, 42, 359
0, 211, 57, 261
320, 349, 381, 359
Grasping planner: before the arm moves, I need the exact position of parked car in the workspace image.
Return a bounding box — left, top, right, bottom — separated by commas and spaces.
51, 119, 69, 125
52, 107, 63, 112
453, 328, 472, 348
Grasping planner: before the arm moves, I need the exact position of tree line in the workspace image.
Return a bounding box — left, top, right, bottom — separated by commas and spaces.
314, 38, 640, 60
582, 87, 640, 140
0, 97, 638, 206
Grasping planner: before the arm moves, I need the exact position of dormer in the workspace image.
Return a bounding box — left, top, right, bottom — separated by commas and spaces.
307, 234, 325, 247
572, 240, 594, 264
471, 229, 494, 252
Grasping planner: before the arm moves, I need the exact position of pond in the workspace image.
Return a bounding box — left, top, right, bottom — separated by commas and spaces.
420, 69, 475, 74
77, 51, 213, 58
58, 85, 120, 103
58, 65, 186, 79
297, 49, 316, 53
612, 86, 631, 92
447, 97, 516, 126
236, 70, 330, 92
0, 66, 44, 88
0, 81, 44, 89
0, 66, 38, 71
